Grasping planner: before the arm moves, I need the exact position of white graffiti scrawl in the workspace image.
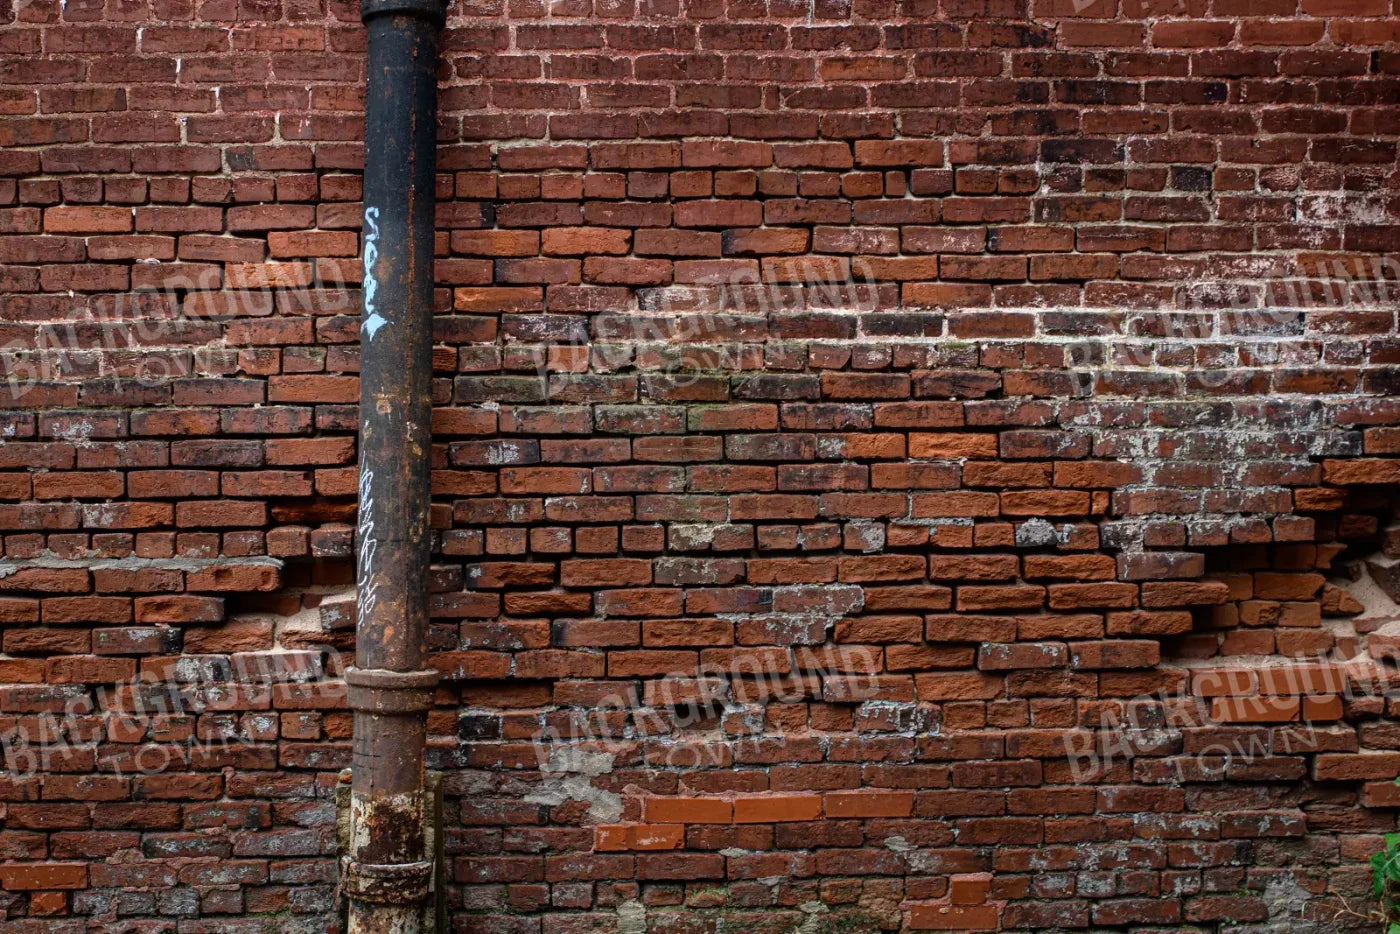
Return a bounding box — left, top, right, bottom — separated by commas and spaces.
361, 206, 387, 340
357, 463, 379, 620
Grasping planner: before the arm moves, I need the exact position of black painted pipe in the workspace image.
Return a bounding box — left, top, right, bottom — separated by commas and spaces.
345, 0, 443, 929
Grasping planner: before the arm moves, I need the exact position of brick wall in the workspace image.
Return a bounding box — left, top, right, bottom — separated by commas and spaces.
2, 0, 1400, 929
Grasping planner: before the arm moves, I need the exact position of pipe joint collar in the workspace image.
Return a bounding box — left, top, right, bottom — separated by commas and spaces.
340, 855, 433, 905
361, 0, 447, 25
346, 666, 440, 713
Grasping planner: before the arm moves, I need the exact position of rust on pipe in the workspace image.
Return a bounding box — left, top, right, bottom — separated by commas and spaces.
347, 0, 444, 929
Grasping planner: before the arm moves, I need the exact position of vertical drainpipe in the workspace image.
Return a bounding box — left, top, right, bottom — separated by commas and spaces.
345, 0, 444, 929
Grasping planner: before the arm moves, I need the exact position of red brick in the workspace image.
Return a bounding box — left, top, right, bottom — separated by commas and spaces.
134, 595, 224, 624
594, 824, 685, 852
0, 864, 87, 891
825, 791, 915, 818
715, 794, 819, 824
909, 903, 999, 930
45, 206, 132, 233
644, 797, 732, 824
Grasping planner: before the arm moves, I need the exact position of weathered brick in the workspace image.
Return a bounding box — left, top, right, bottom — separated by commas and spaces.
2, 5, 1397, 927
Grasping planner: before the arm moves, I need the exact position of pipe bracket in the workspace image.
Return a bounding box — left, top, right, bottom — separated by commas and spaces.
361, 0, 447, 24
346, 666, 439, 714
340, 855, 433, 905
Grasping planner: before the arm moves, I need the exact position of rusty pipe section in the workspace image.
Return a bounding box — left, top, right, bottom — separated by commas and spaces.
347, 0, 443, 930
